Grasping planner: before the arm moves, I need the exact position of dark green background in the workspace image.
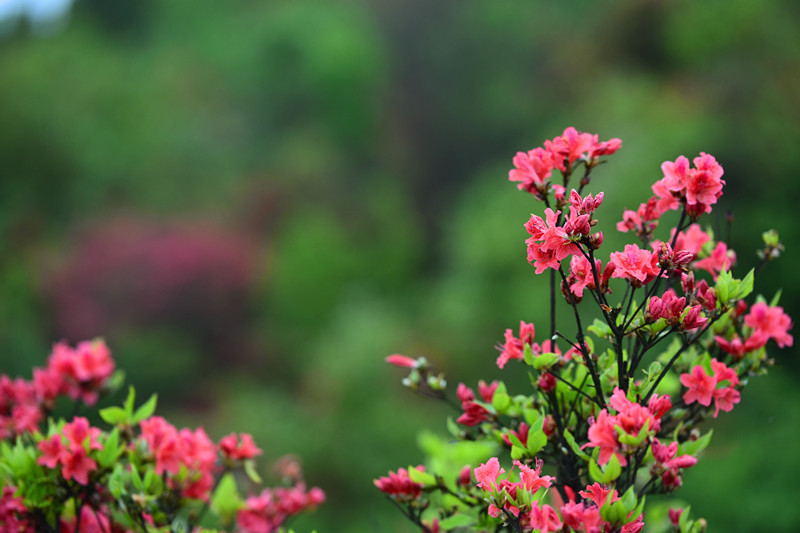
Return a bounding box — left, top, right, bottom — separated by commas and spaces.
1, 1, 798, 530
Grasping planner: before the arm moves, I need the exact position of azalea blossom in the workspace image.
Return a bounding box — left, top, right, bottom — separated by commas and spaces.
609, 244, 661, 286
680, 359, 740, 417
496, 321, 536, 369
374, 466, 425, 500
744, 302, 793, 348
653, 153, 725, 217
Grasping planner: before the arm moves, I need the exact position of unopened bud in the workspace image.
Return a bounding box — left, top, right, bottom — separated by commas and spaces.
538, 372, 557, 392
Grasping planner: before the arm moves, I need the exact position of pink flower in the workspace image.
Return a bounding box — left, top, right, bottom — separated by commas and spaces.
584, 389, 666, 466
527, 502, 563, 533
477, 380, 499, 403
474, 457, 504, 492
374, 467, 424, 500
37, 434, 66, 469
680, 359, 740, 417
238, 484, 324, 533
514, 458, 553, 493
384, 354, 417, 368
584, 410, 623, 466
545, 127, 620, 170
609, 244, 660, 286
220, 432, 263, 461
502, 422, 530, 448
715, 333, 767, 359
686, 153, 725, 209
681, 305, 708, 331
568, 189, 604, 217
744, 302, 793, 348
60, 447, 97, 485
0, 486, 33, 533
525, 208, 582, 274
679, 365, 716, 407
653, 153, 725, 216
37, 418, 102, 485
694, 242, 735, 280
647, 290, 685, 325
671, 224, 710, 256
456, 383, 475, 404
651, 438, 697, 490
579, 482, 618, 507
567, 255, 614, 297
617, 197, 660, 236
457, 401, 491, 426
47, 339, 115, 406
509, 147, 556, 198
496, 321, 536, 369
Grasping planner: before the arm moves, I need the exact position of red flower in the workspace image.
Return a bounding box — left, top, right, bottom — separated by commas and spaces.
744, 302, 793, 348
474, 457, 504, 492
694, 242, 735, 280
496, 321, 535, 369
374, 466, 424, 500
509, 147, 555, 199
680, 359, 740, 417
221, 432, 263, 461
609, 244, 660, 286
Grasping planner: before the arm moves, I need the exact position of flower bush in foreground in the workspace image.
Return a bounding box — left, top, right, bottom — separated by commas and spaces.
378, 127, 792, 532
0, 340, 323, 532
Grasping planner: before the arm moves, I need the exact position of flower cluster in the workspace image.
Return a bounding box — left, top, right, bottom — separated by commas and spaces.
381, 127, 792, 532
584, 389, 672, 467
509, 127, 621, 200
0, 339, 114, 441
237, 483, 325, 533
0, 341, 324, 533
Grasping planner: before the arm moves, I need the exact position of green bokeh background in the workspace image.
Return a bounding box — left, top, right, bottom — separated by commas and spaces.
1, 0, 798, 530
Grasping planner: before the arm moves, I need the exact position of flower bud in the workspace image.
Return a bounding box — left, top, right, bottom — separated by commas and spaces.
538, 372, 556, 392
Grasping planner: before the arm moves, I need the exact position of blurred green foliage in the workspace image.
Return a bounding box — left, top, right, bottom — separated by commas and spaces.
0, 0, 798, 530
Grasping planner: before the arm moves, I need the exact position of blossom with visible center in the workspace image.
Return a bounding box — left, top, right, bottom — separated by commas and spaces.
609, 244, 660, 286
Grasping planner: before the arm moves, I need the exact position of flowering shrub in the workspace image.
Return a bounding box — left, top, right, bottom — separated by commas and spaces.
378, 127, 792, 532
0, 340, 323, 532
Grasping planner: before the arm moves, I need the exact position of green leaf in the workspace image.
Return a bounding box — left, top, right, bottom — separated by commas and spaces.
588, 319, 612, 339
589, 458, 604, 484
563, 429, 591, 462
510, 445, 525, 460
715, 269, 731, 304
492, 392, 511, 413
407, 466, 436, 487
211, 473, 244, 519
679, 430, 713, 457
99, 406, 129, 426
532, 351, 559, 371
132, 394, 158, 424
526, 429, 547, 456
523, 343, 535, 366
108, 465, 126, 499
604, 451, 621, 482
243, 459, 262, 484
130, 462, 143, 492
770, 289, 782, 307
506, 433, 525, 450
124, 387, 136, 415
143, 468, 162, 496
735, 269, 754, 300
446, 417, 461, 438
97, 428, 123, 468
438, 513, 475, 529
